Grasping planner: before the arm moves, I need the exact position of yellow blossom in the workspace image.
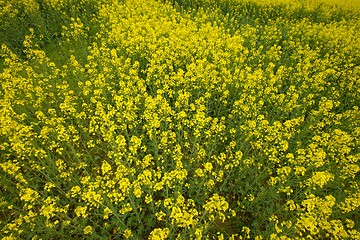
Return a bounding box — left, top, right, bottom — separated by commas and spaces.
84, 225, 93, 235
149, 228, 170, 240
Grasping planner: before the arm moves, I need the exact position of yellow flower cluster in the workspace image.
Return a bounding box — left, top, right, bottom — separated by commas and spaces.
1, 0, 359, 239
204, 194, 230, 222
149, 228, 170, 240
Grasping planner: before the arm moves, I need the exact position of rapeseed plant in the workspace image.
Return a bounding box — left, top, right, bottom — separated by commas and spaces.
1, 0, 359, 239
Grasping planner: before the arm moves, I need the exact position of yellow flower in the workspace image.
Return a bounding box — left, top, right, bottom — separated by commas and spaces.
307, 171, 334, 189
195, 168, 204, 177
101, 160, 112, 174
149, 228, 170, 240
247, 194, 255, 202
195, 228, 202, 239
156, 211, 166, 221
84, 225, 93, 235
204, 194, 229, 213
2, 237, 17, 240
70, 186, 81, 197
44, 182, 55, 191
119, 203, 133, 214
74, 206, 87, 218
103, 207, 113, 219
145, 194, 153, 204
123, 229, 133, 238
0, 161, 20, 175
204, 162, 213, 172
20, 188, 39, 203
133, 185, 142, 198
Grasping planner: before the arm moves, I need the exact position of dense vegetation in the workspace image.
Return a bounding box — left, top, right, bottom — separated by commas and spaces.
1, 0, 359, 239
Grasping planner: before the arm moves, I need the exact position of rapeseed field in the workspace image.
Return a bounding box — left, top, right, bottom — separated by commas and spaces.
0, 0, 359, 239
